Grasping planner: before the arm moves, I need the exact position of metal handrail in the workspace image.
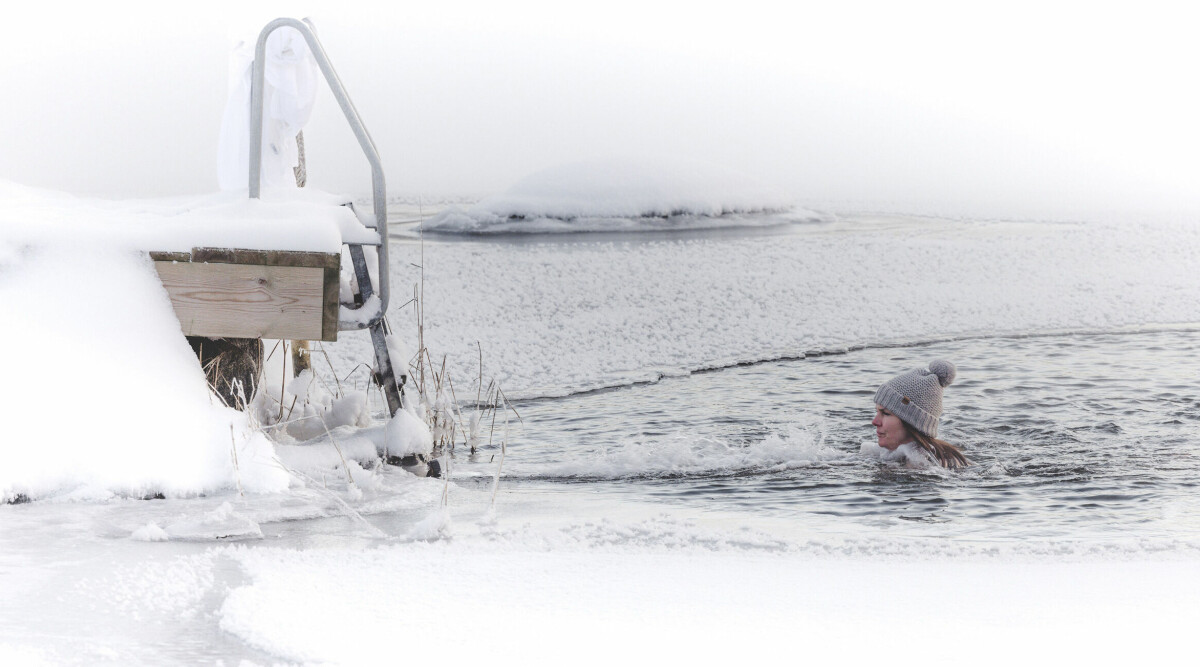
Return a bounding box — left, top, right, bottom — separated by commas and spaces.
249, 17, 388, 330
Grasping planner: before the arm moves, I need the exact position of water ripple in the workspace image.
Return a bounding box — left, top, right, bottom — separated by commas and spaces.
457, 329, 1200, 543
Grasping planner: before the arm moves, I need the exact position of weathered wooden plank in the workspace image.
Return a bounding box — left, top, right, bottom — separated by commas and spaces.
322, 264, 340, 341
149, 251, 192, 263
189, 247, 341, 270
154, 261, 334, 341
152, 248, 340, 270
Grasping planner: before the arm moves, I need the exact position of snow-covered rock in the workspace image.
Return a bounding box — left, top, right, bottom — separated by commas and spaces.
421, 157, 821, 233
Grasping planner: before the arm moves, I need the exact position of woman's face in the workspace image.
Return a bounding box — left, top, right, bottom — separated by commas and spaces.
872, 404, 912, 451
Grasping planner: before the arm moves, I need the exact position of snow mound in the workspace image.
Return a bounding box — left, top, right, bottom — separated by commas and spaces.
384, 405, 434, 458
420, 158, 821, 234
253, 368, 372, 442
130, 522, 170, 542
0, 242, 290, 502
0, 179, 385, 501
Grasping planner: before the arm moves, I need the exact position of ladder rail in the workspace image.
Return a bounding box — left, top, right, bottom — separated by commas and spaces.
248, 17, 389, 331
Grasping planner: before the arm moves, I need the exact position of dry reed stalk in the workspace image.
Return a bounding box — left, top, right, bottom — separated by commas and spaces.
264, 339, 282, 363
443, 370, 472, 456
496, 387, 522, 425
489, 403, 509, 507
231, 378, 249, 413
316, 342, 344, 398
230, 424, 244, 497
278, 340, 288, 421
340, 363, 374, 385
319, 417, 356, 487
419, 199, 426, 393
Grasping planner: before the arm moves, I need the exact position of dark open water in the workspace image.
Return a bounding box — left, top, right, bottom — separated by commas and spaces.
455, 329, 1200, 544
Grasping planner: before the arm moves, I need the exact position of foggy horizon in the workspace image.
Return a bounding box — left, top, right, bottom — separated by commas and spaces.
3, 2, 1197, 220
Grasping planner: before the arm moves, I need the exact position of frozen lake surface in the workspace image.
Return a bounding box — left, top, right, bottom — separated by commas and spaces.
371, 207, 1200, 400
4, 207, 1200, 664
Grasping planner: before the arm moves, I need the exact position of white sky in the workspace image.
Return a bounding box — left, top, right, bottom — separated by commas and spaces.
2, 1, 1197, 216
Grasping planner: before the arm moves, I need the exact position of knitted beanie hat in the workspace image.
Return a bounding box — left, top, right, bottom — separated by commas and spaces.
873, 360, 957, 438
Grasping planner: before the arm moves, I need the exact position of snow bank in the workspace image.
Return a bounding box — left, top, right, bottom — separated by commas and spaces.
0, 646, 52, 666
421, 157, 820, 233
0, 243, 289, 501
1, 181, 376, 254
0, 179, 381, 501
215, 541, 1200, 665
4, 487, 1198, 664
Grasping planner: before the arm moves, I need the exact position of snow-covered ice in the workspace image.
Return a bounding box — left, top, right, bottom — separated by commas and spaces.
362, 213, 1200, 400
4, 486, 1200, 665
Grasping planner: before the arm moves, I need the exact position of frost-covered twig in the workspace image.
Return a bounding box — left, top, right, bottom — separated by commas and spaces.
319, 417, 356, 488
229, 424, 244, 497
489, 401, 509, 507
278, 340, 288, 421
316, 342, 344, 397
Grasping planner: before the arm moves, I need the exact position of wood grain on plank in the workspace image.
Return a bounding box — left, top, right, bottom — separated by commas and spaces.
155, 261, 333, 341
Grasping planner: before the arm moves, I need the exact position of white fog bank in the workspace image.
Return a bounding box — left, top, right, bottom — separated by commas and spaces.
2, 3, 1198, 220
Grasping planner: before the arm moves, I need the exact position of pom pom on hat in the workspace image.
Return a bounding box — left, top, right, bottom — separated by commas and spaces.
927, 359, 956, 388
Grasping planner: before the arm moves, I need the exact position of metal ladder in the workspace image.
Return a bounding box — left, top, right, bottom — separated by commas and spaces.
247, 18, 406, 421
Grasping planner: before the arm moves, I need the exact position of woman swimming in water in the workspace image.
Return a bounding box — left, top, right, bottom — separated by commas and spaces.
871, 359, 968, 469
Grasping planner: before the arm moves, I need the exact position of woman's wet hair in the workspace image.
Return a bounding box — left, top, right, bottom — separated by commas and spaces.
905, 424, 968, 469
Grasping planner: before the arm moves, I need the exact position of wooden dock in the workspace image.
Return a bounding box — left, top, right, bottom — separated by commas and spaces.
151, 247, 340, 342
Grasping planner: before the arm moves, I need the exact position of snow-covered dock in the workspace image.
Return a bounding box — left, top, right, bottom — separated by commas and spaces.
138, 190, 378, 342
4, 184, 378, 342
